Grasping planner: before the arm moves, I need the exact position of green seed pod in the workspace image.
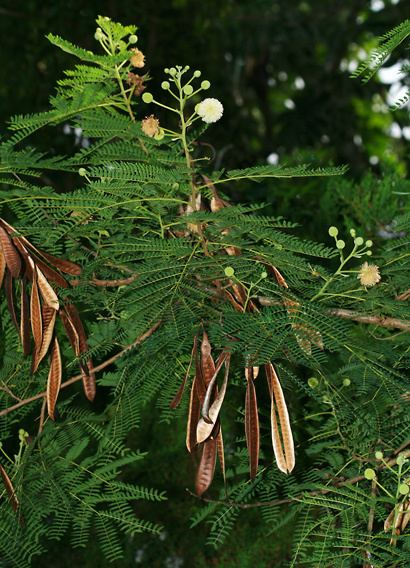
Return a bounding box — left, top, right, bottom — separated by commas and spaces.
328, 226, 338, 237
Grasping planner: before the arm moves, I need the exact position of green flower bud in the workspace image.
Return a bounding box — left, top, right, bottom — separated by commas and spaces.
322, 394, 331, 404
94, 28, 104, 41
364, 468, 376, 480
375, 451, 383, 460
142, 92, 153, 103
261, 271, 268, 279
328, 226, 338, 237
354, 237, 364, 246
397, 454, 407, 466
201, 80, 211, 90
336, 239, 345, 250
183, 84, 194, 95
365, 240, 373, 247
366, 250, 372, 256
193, 70, 201, 77
342, 378, 351, 387
349, 228, 356, 238
128, 34, 138, 44
399, 483, 410, 495
154, 128, 165, 141
308, 377, 319, 389
161, 81, 170, 90
224, 266, 235, 277
78, 168, 87, 177
184, 65, 190, 71
169, 68, 177, 76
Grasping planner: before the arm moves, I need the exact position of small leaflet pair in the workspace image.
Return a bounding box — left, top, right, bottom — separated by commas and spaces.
171, 331, 295, 496
0, 219, 95, 422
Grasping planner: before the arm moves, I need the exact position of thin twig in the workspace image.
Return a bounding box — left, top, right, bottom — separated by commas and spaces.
38, 398, 47, 435
327, 308, 410, 332
0, 321, 161, 418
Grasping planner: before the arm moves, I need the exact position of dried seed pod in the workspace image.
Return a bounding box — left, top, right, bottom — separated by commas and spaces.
33, 306, 57, 373
186, 376, 201, 453
195, 437, 217, 496
0, 464, 19, 513
197, 354, 230, 443
47, 337, 62, 420
36, 267, 59, 310
265, 363, 295, 474
30, 267, 43, 353
5, 271, 19, 332
0, 226, 21, 278
245, 368, 260, 479
20, 279, 30, 356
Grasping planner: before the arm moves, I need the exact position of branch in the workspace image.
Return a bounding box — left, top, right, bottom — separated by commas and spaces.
187, 443, 410, 509
0, 321, 161, 418
327, 308, 410, 332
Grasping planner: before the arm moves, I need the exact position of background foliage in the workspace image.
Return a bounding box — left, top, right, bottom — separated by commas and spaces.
0, 2, 409, 567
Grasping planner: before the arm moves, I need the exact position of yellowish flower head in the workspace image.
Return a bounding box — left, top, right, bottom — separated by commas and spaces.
197, 98, 223, 124
130, 48, 145, 68
358, 262, 381, 288
141, 115, 160, 137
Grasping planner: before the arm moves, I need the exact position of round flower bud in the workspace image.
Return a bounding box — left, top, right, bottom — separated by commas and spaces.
322, 394, 331, 404
201, 80, 211, 90
142, 92, 153, 103
328, 226, 338, 237
164, 68, 170, 73
193, 70, 201, 77
365, 240, 373, 247
261, 271, 268, 279
349, 228, 356, 238
183, 84, 194, 95
308, 377, 319, 389
129, 34, 138, 44
396, 453, 407, 466
224, 266, 235, 277
375, 451, 383, 460
342, 378, 351, 387
399, 483, 410, 495
364, 468, 376, 480
78, 168, 87, 177
161, 81, 170, 90
184, 65, 190, 71
336, 240, 346, 250
94, 28, 104, 41
354, 237, 364, 246
169, 68, 177, 76
366, 250, 372, 256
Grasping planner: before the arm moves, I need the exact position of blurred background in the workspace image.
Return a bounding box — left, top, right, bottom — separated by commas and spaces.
0, 0, 409, 566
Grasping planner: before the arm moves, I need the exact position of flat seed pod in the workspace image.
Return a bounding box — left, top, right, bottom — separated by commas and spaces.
82, 361, 96, 402
32, 306, 56, 373
200, 331, 216, 387
216, 426, 226, 482
0, 250, 6, 288
47, 337, 62, 420
20, 280, 31, 356
186, 376, 201, 453
197, 355, 230, 443
36, 267, 59, 310
0, 464, 19, 513
34, 258, 69, 289
195, 437, 217, 496
265, 363, 295, 474
30, 268, 43, 353
0, 227, 21, 278
5, 271, 19, 332
200, 352, 228, 424
245, 372, 260, 479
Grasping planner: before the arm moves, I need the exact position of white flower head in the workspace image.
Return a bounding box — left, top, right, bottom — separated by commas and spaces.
196, 98, 223, 124
358, 262, 381, 288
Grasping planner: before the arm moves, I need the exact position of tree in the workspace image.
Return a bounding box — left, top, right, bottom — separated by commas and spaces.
0, 15, 409, 568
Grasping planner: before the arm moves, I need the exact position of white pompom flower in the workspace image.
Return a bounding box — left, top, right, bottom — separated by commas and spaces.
358, 262, 381, 288
196, 98, 224, 124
